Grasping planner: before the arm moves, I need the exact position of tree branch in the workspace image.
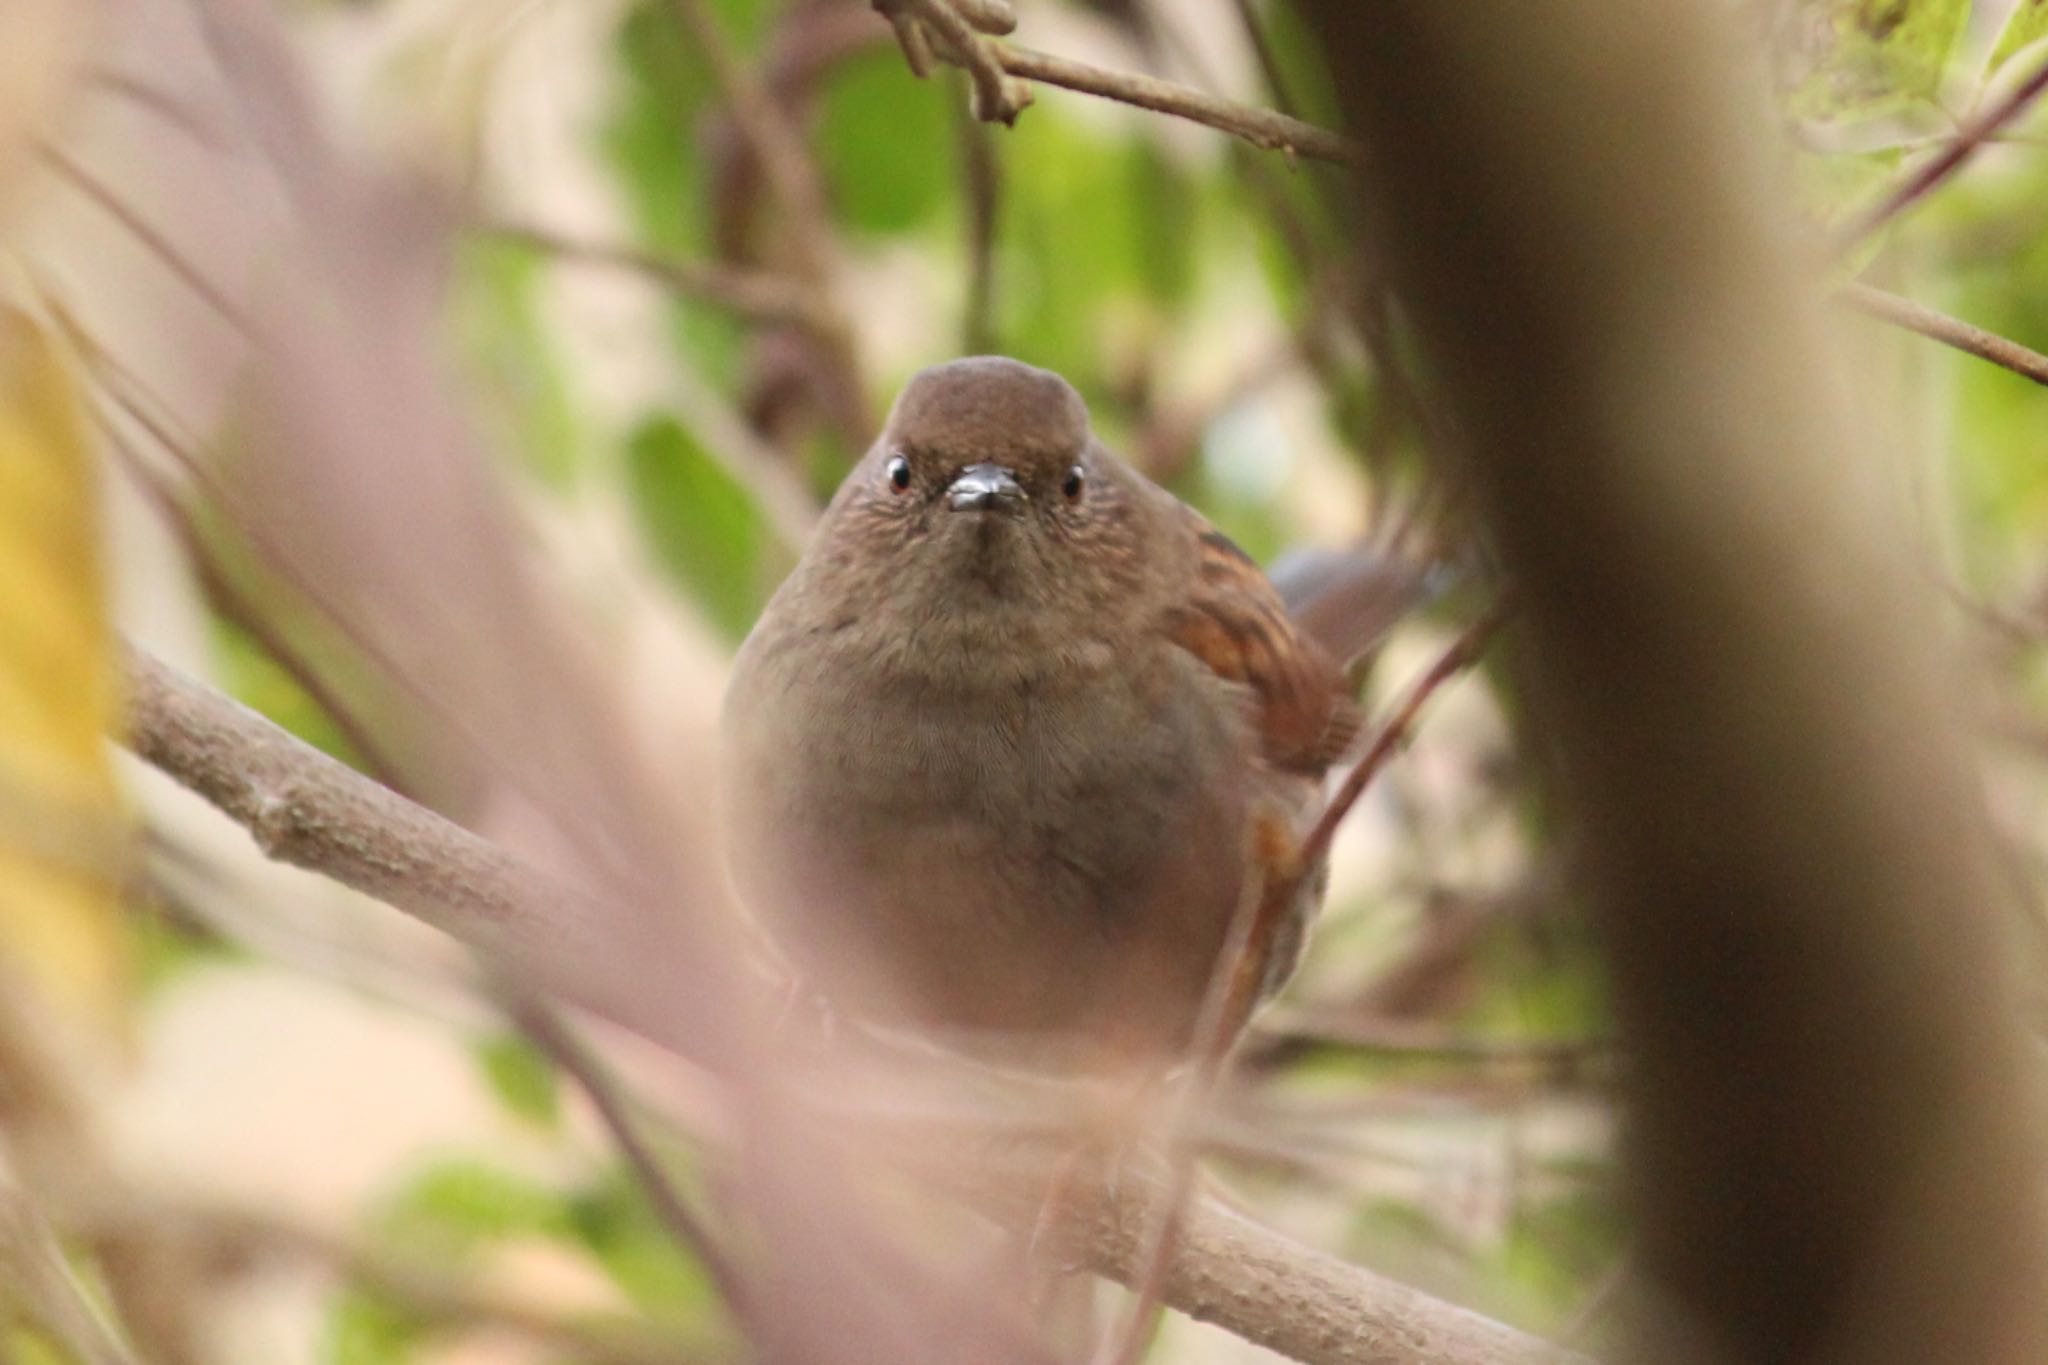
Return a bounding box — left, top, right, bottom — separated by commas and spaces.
871, 2, 1363, 167
1838, 281, 2048, 388
994, 44, 1363, 168
503, 992, 752, 1317
1838, 46, 2048, 244
117, 644, 694, 1051
875, 0, 1033, 124
118, 644, 1583, 1365
935, 1133, 1591, 1365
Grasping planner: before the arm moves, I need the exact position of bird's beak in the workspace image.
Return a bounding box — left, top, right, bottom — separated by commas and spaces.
946, 463, 1027, 513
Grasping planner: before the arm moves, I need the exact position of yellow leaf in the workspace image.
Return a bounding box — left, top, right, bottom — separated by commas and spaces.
0, 306, 129, 1037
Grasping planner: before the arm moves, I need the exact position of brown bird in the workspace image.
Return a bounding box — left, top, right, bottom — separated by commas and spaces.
722, 357, 1388, 1069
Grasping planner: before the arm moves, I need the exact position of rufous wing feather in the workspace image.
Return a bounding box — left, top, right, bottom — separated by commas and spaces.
1164, 515, 1363, 777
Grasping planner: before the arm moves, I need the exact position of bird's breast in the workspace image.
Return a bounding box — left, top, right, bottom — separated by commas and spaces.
722, 636, 1275, 1051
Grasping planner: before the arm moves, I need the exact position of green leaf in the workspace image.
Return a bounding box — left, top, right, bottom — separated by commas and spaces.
210, 614, 359, 765
453, 238, 584, 489
568, 1166, 719, 1325
998, 111, 1200, 381
325, 1289, 423, 1365
814, 51, 953, 235
474, 1032, 562, 1129
1783, 0, 1969, 123
1497, 1188, 1628, 1319
374, 1159, 571, 1261
624, 414, 769, 641
1993, 0, 2048, 69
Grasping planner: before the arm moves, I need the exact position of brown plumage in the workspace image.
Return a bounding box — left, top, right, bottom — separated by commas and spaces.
721, 357, 1365, 1066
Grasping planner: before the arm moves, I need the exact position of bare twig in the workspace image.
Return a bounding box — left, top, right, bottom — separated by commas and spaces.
1092, 866, 1267, 1365
97, 418, 412, 788
666, 0, 837, 285
1838, 46, 2048, 244
996, 44, 1361, 167
117, 645, 702, 1054
504, 993, 752, 1318
119, 646, 1582, 1365
876, 0, 1034, 124
1248, 1013, 1614, 1073
952, 82, 1001, 354
83, 68, 233, 150
487, 223, 829, 331
1560, 1255, 1629, 1348
36, 141, 253, 333
1301, 607, 1508, 872
1095, 610, 1506, 1365
666, 0, 872, 444
869, 3, 1361, 165
1838, 281, 2048, 388
1229, 0, 1300, 117
924, 1128, 1592, 1365
0, 1198, 139, 1365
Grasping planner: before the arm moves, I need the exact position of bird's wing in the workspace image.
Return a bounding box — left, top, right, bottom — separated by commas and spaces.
1164, 514, 1364, 776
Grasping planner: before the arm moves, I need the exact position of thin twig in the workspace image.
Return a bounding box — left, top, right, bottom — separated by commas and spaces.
1095, 613, 1506, 1365
50, 301, 644, 844
1560, 1254, 1629, 1348
116, 644, 700, 1053
1092, 861, 1269, 1365
36, 142, 254, 334
1250, 1013, 1614, 1070
665, 0, 872, 443
952, 82, 1000, 354
1837, 47, 2048, 244
504, 993, 752, 1317
0, 1199, 140, 1365
1839, 281, 2048, 388
486, 223, 828, 331
97, 418, 412, 788
996, 44, 1361, 168
665, 0, 836, 285
1300, 608, 1507, 872
1229, 0, 1300, 117
877, 0, 1033, 124
83, 68, 234, 150
868, 4, 1359, 165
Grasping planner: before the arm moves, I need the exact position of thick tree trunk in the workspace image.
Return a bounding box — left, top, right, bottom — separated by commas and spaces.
1295, 4, 2048, 1361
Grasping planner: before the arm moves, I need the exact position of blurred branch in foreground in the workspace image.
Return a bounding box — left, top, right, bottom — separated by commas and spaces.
119, 644, 1584, 1365
1300, 1, 2048, 1360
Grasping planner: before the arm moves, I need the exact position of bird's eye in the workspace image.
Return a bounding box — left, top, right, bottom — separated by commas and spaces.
1061, 465, 1085, 502
886, 455, 912, 493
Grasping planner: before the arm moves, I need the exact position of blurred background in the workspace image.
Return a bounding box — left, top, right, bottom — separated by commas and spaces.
5, 0, 2048, 1361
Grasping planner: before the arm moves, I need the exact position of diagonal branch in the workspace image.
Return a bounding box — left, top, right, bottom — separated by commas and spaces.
995, 44, 1363, 168
1837, 47, 2048, 244
1838, 281, 2048, 388
118, 643, 1585, 1365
